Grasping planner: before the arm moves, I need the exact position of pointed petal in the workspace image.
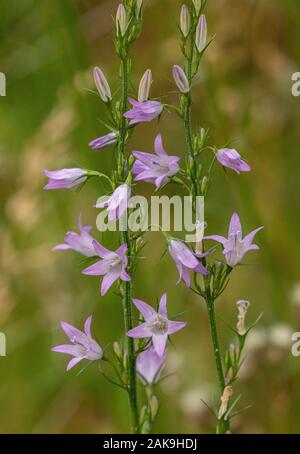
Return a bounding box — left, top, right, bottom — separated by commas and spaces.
120, 269, 131, 281
181, 265, 191, 287
52, 344, 82, 356
82, 259, 107, 276
126, 322, 152, 338
152, 334, 168, 358
243, 226, 264, 249
52, 244, 71, 251
204, 235, 227, 245
116, 243, 128, 257
100, 271, 120, 295
229, 213, 242, 236
194, 262, 209, 276
159, 293, 168, 317
84, 316, 93, 338
132, 299, 157, 321
60, 322, 87, 346
154, 133, 167, 157
67, 357, 82, 371
92, 240, 112, 258
168, 321, 187, 334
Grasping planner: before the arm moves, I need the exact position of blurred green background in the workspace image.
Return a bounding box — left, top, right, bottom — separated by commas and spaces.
1, 0, 300, 434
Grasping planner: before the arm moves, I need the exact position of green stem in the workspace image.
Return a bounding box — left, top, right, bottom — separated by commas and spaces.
122, 232, 139, 434
118, 56, 139, 434
205, 294, 230, 433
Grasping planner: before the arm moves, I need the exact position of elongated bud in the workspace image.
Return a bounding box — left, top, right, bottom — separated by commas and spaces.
236, 300, 250, 335
201, 175, 208, 194
136, 0, 143, 15
139, 405, 147, 424
93, 67, 112, 103
196, 14, 207, 53
116, 4, 127, 37
180, 5, 190, 38
192, 0, 201, 14
172, 65, 190, 94
138, 69, 152, 102
150, 395, 159, 420
218, 386, 233, 419
113, 341, 122, 360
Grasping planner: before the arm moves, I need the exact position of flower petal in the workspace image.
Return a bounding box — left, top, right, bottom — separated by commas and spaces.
126, 322, 153, 338
159, 293, 168, 317
100, 270, 120, 295
67, 357, 83, 371
132, 299, 157, 321
228, 213, 242, 237
152, 334, 168, 358
168, 321, 187, 335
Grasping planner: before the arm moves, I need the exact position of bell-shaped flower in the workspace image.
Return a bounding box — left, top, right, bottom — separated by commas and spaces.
168, 239, 209, 287
52, 316, 102, 371
53, 214, 96, 257
124, 98, 163, 125
132, 134, 180, 189
205, 212, 263, 267
216, 148, 251, 174
127, 293, 186, 357
136, 345, 166, 384
82, 240, 131, 295
95, 184, 131, 222
43, 168, 87, 190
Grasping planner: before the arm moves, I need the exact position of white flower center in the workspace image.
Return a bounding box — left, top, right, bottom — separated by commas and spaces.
148, 314, 168, 335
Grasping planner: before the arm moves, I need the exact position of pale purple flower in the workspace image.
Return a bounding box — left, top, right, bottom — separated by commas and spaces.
52, 316, 102, 371
205, 212, 264, 267
168, 239, 209, 287
82, 240, 131, 295
124, 98, 163, 125
136, 345, 166, 384
89, 132, 118, 151
53, 214, 96, 257
217, 148, 251, 174
43, 168, 87, 190
127, 293, 186, 357
132, 134, 180, 188
95, 184, 131, 221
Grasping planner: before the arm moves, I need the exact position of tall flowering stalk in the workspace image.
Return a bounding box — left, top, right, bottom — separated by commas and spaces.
168, 0, 263, 433
44, 0, 263, 435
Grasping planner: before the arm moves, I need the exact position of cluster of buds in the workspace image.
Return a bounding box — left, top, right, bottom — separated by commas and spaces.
115, 2, 144, 58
